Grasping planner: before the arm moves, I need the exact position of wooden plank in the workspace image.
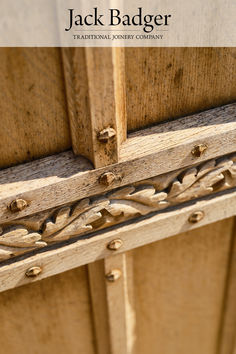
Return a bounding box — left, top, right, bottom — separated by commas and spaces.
0, 188, 236, 293
120, 103, 236, 161
125, 48, 236, 131
104, 253, 136, 354
88, 261, 111, 354
132, 218, 234, 354
88, 255, 135, 354
62, 48, 126, 168
0, 104, 235, 224
0, 266, 95, 354
0, 48, 71, 169
218, 218, 236, 354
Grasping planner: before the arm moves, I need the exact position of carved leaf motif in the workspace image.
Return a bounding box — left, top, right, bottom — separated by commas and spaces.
0, 226, 45, 248
42, 199, 110, 242
109, 185, 168, 207
167, 158, 234, 202
197, 159, 217, 179
222, 159, 236, 187
42, 207, 71, 238
42, 199, 94, 237
107, 200, 151, 218
0, 247, 15, 261
1, 153, 236, 262
168, 167, 198, 198
137, 170, 181, 191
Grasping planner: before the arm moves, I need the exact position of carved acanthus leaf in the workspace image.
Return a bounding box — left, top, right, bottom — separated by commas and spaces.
42, 200, 109, 242
0, 153, 236, 261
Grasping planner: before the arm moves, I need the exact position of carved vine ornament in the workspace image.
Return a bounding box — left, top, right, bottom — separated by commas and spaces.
0, 153, 236, 261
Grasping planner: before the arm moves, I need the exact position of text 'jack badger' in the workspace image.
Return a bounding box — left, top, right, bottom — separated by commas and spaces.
65, 7, 172, 33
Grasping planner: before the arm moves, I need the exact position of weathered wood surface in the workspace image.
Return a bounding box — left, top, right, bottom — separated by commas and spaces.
132, 218, 235, 354
0, 48, 71, 169
120, 103, 236, 161
88, 261, 111, 354
104, 253, 136, 354
62, 48, 126, 168
1, 48, 235, 169
0, 187, 235, 293
126, 48, 236, 131
1, 47, 235, 354
0, 266, 95, 354
0, 152, 235, 261
219, 220, 236, 354
0, 104, 235, 224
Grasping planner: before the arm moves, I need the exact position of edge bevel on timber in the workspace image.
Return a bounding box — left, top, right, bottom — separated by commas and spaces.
62, 47, 127, 168
0, 188, 236, 293
0, 152, 235, 262
0, 103, 235, 224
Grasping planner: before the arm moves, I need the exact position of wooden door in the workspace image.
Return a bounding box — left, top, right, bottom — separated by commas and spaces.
0, 47, 236, 354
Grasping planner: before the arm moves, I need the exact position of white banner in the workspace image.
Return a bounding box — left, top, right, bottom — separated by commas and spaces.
0, 0, 235, 46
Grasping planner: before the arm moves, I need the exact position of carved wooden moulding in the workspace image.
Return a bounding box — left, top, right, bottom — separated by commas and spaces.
0, 153, 235, 262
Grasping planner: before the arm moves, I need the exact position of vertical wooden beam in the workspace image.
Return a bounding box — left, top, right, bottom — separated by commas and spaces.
63, 46, 131, 354
88, 261, 111, 354
62, 47, 127, 168
105, 253, 136, 354
218, 218, 236, 354
88, 253, 136, 354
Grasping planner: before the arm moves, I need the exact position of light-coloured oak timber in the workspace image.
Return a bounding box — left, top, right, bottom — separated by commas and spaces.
120, 103, 236, 161
125, 48, 236, 131
88, 261, 111, 354
0, 188, 236, 293
62, 48, 126, 168
218, 218, 236, 354
104, 253, 136, 354
132, 218, 234, 354
0, 48, 71, 169
0, 104, 235, 224
88, 255, 136, 354
0, 266, 95, 354
0, 152, 235, 261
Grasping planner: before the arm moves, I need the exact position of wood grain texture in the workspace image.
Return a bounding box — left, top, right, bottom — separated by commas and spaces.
88, 260, 111, 354
132, 218, 235, 354
0, 187, 236, 293
121, 103, 236, 161
104, 253, 136, 354
0, 152, 235, 261
125, 48, 236, 131
0, 266, 95, 354
0, 48, 71, 168
62, 47, 126, 168
218, 218, 236, 354
0, 104, 235, 224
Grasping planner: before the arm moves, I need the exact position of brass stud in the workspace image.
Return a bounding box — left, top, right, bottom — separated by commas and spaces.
107, 239, 123, 251
188, 211, 205, 223
97, 127, 116, 143
191, 144, 208, 157
9, 199, 28, 212
105, 269, 122, 282
25, 266, 42, 278
99, 172, 116, 186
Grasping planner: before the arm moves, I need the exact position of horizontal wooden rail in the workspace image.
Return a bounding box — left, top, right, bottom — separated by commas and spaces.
0, 188, 236, 293
120, 103, 236, 162
0, 103, 235, 224
0, 152, 235, 262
